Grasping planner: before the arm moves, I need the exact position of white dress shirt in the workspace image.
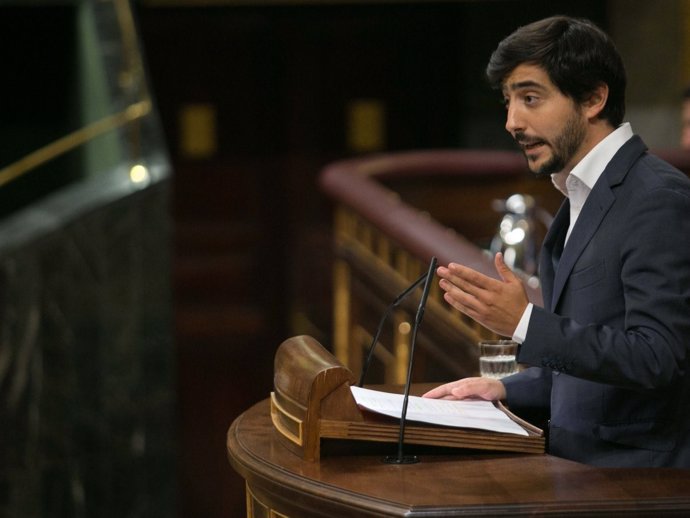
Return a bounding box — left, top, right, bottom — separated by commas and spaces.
511, 123, 634, 343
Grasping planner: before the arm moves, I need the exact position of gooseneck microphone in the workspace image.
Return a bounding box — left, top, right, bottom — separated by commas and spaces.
357, 270, 429, 388
383, 256, 437, 465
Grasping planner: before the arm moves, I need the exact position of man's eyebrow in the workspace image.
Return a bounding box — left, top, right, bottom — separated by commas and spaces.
503, 80, 547, 93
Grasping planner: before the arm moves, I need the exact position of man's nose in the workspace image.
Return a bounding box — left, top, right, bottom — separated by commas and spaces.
505, 104, 523, 135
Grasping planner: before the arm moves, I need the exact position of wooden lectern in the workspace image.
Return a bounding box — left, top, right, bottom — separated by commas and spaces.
270, 335, 544, 462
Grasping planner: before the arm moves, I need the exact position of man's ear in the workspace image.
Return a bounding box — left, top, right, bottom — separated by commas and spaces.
584, 82, 609, 120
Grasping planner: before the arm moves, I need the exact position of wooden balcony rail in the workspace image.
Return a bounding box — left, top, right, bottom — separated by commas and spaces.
319, 147, 690, 385
318, 149, 544, 385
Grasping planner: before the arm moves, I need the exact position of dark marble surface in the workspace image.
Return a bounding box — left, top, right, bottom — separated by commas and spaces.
0, 159, 175, 518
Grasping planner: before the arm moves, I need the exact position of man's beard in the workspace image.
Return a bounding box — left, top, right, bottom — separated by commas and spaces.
516, 111, 587, 178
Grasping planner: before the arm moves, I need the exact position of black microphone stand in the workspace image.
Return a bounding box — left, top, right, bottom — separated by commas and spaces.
357, 271, 428, 387
384, 256, 437, 465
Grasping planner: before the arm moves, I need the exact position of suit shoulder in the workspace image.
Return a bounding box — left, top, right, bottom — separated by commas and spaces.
632, 153, 690, 194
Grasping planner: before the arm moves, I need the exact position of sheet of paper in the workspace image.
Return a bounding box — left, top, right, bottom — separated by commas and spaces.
350, 386, 528, 436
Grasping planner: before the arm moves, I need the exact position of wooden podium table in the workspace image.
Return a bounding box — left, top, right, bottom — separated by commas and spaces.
227, 399, 690, 517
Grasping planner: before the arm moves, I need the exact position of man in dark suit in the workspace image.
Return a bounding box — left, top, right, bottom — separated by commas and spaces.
424, 15, 690, 468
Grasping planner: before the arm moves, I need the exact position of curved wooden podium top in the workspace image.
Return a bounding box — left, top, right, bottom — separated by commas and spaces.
227, 399, 690, 517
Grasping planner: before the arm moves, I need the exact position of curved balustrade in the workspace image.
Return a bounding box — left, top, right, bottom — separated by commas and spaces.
319, 149, 546, 384
319, 147, 690, 385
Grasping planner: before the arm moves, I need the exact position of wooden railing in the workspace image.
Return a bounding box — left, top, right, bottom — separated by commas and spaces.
318, 150, 545, 384
319, 147, 690, 385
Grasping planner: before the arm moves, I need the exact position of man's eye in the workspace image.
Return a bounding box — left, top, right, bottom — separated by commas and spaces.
524, 95, 538, 105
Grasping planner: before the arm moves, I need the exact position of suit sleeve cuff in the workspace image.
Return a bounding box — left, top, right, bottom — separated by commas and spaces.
511, 303, 533, 344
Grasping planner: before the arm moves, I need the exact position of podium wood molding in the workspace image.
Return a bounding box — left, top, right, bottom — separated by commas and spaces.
270, 335, 544, 461
228, 398, 690, 518
271, 335, 362, 461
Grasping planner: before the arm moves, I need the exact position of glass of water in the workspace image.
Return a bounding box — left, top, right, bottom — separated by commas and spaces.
478, 340, 518, 379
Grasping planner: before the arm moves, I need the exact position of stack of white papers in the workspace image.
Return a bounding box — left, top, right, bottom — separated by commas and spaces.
350, 386, 528, 436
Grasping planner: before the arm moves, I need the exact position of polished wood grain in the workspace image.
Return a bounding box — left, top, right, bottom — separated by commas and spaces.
228, 399, 690, 517
271, 336, 544, 461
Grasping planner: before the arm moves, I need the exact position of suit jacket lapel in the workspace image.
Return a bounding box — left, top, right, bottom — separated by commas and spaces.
543, 135, 648, 311
539, 201, 569, 311
550, 186, 614, 309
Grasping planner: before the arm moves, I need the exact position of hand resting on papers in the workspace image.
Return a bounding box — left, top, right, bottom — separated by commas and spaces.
422, 377, 507, 401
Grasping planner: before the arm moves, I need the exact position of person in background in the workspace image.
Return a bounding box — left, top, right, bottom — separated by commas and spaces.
424, 15, 690, 468
681, 85, 690, 150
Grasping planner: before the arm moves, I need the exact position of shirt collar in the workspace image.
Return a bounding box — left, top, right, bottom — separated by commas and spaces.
552, 122, 634, 196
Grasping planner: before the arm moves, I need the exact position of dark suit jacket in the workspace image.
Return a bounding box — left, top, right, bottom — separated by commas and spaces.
502, 135, 690, 467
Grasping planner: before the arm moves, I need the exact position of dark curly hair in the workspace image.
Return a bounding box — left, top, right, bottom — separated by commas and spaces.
486, 16, 627, 127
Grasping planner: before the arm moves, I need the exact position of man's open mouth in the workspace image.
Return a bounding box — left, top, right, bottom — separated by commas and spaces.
521, 140, 545, 151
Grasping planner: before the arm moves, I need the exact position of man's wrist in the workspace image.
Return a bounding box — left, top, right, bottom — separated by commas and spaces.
512, 303, 533, 343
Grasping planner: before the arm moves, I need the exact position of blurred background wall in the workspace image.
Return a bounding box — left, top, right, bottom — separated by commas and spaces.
2, 1, 689, 518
